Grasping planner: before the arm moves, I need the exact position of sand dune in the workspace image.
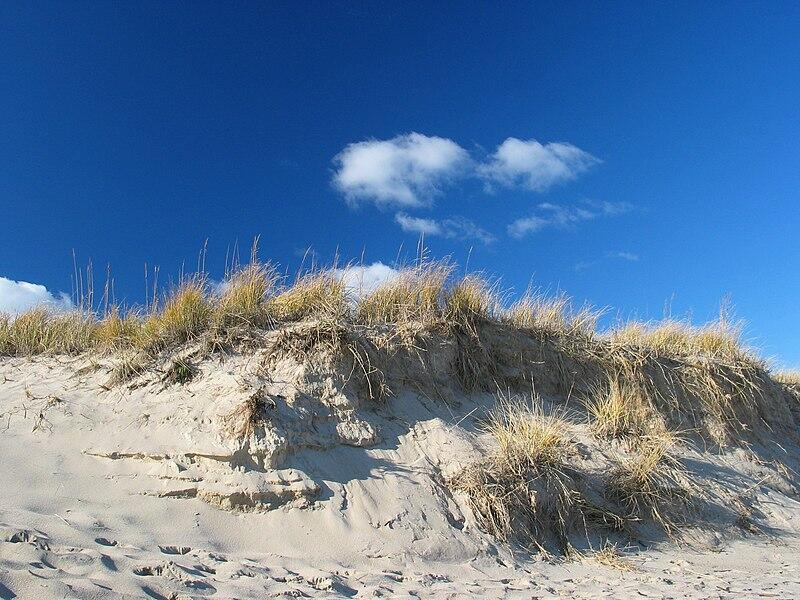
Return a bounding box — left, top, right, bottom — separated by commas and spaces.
2, 316, 800, 598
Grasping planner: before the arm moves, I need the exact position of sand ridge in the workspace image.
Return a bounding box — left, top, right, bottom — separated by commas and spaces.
1, 337, 800, 598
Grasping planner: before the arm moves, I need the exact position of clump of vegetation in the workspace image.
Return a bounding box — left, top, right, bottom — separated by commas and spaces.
108, 352, 150, 385
0, 308, 96, 356
357, 262, 450, 326
213, 263, 277, 329
139, 278, 211, 352
608, 316, 755, 364
270, 272, 347, 322
774, 370, 800, 387
452, 393, 587, 552
92, 306, 142, 350
162, 357, 197, 385
606, 433, 694, 534
444, 275, 498, 329
0, 250, 793, 450
587, 375, 659, 439
506, 291, 600, 340
590, 542, 635, 571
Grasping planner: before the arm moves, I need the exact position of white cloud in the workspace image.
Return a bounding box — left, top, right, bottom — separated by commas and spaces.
479, 138, 600, 192
333, 262, 400, 298
395, 212, 443, 236
506, 215, 550, 238
332, 133, 470, 208
395, 213, 495, 244
508, 201, 632, 239
0, 277, 73, 315
575, 251, 640, 272
595, 201, 633, 215
608, 251, 639, 262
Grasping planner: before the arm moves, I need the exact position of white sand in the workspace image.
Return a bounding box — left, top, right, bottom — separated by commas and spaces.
2, 349, 800, 599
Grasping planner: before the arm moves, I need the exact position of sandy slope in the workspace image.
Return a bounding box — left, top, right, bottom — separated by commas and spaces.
1, 351, 800, 599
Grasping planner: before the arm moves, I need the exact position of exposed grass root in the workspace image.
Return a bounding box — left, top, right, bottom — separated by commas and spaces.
161, 357, 197, 386
264, 320, 389, 402
108, 352, 150, 386
220, 386, 272, 439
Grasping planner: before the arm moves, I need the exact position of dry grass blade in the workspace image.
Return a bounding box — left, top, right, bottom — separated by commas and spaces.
591, 542, 635, 571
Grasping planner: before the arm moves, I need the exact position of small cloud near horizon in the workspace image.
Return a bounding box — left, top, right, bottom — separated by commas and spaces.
0, 276, 73, 314
333, 262, 400, 297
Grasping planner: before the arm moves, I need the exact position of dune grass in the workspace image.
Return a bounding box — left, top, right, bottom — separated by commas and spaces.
93, 307, 143, 350
452, 393, 585, 551
139, 278, 212, 352
0, 308, 96, 356
775, 370, 800, 386
0, 255, 783, 443
356, 262, 450, 326
213, 263, 278, 329
587, 375, 660, 439
607, 317, 755, 364
606, 433, 694, 534
270, 272, 347, 322
444, 275, 499, 328
506, 291, 600, 339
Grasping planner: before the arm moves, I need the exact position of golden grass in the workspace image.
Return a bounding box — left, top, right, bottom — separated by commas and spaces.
608, 318, 754, 363
270, 272, 347, 322
607, 433, 694, 534
486, 394, 573, 471
452, 393, 585, 551
774, 370, 800, 386
587, 376, 659, 439
0, 309, 96, 356
0, 257, 790, 451
506, 291, 600, 339
139, 279, 211, 351
92, 307, 142, 350
356, 262, 450, 326
444, 275, 498, 328
213, 264, 277, 329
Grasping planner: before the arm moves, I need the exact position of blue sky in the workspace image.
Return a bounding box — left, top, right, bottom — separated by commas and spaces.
1, 2, 799, 366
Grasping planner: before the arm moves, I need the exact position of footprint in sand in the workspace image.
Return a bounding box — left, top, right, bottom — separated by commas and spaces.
158, 545, 192, 555
95, 536, 117, 547
3, 528, 51, 551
